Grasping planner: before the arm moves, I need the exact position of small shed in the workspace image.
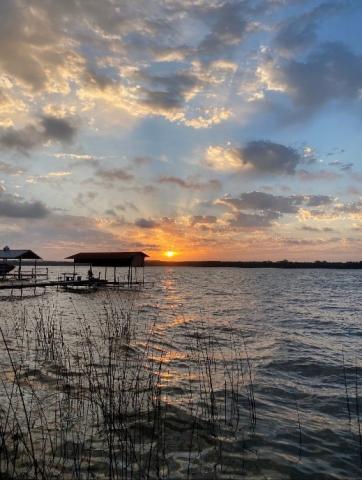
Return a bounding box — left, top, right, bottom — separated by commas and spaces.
65, 251, 149, 284
0, 246, 42, 279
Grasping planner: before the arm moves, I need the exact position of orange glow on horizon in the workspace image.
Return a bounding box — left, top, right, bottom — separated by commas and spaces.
164, 250, 176, 258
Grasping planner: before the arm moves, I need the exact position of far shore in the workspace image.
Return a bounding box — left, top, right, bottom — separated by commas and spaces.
10, 259, 362, 269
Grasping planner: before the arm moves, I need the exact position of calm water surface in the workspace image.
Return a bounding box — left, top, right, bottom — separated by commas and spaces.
1, 266, 362, 479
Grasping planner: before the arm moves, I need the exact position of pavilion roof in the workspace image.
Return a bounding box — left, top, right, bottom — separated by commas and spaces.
0, 248, 42, 260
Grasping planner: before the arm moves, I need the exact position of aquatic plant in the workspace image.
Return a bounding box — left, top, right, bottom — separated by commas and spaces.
0, 294, 255, 479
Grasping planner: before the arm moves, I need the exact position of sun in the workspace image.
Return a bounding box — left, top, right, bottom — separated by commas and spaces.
164, 250, 176, 258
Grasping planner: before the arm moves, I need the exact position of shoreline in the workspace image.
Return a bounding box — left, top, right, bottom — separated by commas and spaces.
12, 259, 362, 269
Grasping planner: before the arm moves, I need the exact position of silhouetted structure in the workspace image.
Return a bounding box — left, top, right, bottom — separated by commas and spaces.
65, 251, 149, 285
0, 246, 42, 279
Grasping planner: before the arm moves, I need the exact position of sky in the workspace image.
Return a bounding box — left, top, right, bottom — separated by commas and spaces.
0, 0, 362, 261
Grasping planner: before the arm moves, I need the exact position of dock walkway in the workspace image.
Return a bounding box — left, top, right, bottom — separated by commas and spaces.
0, 278, 145, 291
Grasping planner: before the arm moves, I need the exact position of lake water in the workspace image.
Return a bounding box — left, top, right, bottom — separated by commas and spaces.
1, 266, 362, 479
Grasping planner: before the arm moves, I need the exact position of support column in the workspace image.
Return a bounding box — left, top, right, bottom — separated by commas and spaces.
18, 257, 22, 280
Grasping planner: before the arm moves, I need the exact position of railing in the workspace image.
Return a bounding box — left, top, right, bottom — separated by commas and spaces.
4, 267, 49, 280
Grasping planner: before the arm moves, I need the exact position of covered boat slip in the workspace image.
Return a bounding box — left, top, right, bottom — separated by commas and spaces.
0, 246, 48, 280
65, 251, 149, 287
0, 251, 150, 297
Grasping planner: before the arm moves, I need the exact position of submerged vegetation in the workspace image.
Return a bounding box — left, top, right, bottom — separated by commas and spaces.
0, 295, 258, 479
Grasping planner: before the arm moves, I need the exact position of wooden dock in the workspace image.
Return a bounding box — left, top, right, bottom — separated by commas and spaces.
0, 279, 97, 290
0, 278, 147, 293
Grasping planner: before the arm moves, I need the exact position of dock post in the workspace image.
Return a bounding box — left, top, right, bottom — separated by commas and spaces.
18, 257, 22, 280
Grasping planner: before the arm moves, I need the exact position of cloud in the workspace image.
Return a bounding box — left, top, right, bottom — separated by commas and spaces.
95, 168, 134, 183
221, 191, 300, 213
0, 193, 50, 218
328, 160, 353, 171
135, 218, 158, 229
259, 42, 362, 117
159, 175, 221, 190
229, 210, 280, 229
221, 191, 333, 212
334, 200, 362, 214
0, 0, 357, 134
0, 125, 43, 152
191, 215, 217, 226
24, 214, 121, 256
41, 116, 76, 142
196, 2, 249, 59
241, 141, 301, 174
305, 194, 333, 207
133, 156, 154, 166
0, 116, 77, 153
25, 171, 72, 184
0, 161, 25, 175
219, 191, 334, 229
206, 141, 301, 174
140, 71, 200, 111
297, 169, 341, 181
301, 225, 336, 233
274, 1, 350, 53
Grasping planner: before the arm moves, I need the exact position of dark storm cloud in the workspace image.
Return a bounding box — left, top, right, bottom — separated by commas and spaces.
0, 193, 49, 218
0, 116, 77, 153
241, 141, 301, 174
134, 218, 158, 229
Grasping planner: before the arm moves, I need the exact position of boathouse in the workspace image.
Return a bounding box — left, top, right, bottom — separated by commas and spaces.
65, 251, 149, 285
0, 246, 42, 279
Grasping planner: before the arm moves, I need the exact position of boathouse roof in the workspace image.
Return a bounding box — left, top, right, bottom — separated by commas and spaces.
65, 251, 149, 267
0, 247, 42, 260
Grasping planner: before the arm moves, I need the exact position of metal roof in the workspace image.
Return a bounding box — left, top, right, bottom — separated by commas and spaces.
0, 249, 42, 260
66, 252, 149, 260
65, 251, 149, 267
